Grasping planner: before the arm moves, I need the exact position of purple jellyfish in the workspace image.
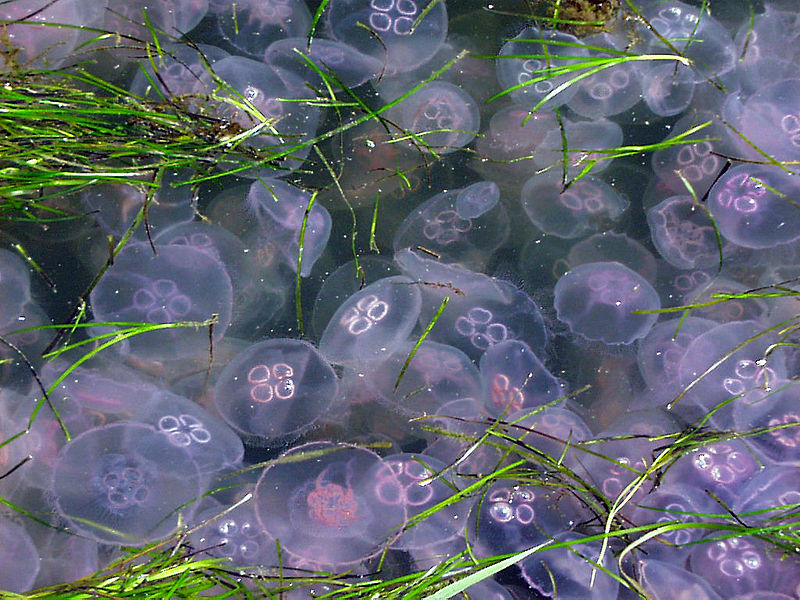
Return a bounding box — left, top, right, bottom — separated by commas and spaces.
52, 422, 203, 545
214, 338, 338, 445
554, 261, 660, 345
254, 442, 407, 567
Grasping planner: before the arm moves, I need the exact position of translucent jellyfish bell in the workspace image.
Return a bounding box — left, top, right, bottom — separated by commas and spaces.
393, 181, 508, 268
638, 1, 736, 83
89, 242, 233, 361
629, 484, 717, 561
567, 231, 658, 283
52, 422, 203, 545
245, 179, 331, 276
129, 44, 229, 100
677, 320, 786, 428
566, 32, 642, 119
508, 406, 591, 469
472, 105, 558, 183
326, 0, 448, 74
708, 164, 800, 249
311, 256, 400, 338
724, 78, 800, 163
0, 518, 39, 593
214, 339, 338, 445
664, 440, 761, 505
0, 0, 91, 70
479, 340, 564, 417
396, 249, 549, 361
350, 340, 481, 418
190, 498, 278, 568
318, 275, 422, 365
368, 453, 470, 550
647, 195, 720, 269
521, 171, 629, 239
136, 391, 244, 473
468, 481, 586, 559
554, 261, 660, 345
639, 62, 695, 117
689, 533, 779, 598
533, 117, 623, 179
496, 27, 588, 110
734, 382, 800, 465
639, 560, 724, 600
198, 57, 320, 178
214, 0, 312, 57
520, 533, 619, 600
636, 317, 717, 407
254, 442, 407, 567
651, 114, 726, 198
386, 81, 480, 154
265, 37, 382, 90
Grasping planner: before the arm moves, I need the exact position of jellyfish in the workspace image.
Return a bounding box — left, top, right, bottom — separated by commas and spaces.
52, 422, 203, 544
554, 261, 660, 345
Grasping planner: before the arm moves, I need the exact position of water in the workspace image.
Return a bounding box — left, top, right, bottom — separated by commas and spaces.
1, 0, 799, 597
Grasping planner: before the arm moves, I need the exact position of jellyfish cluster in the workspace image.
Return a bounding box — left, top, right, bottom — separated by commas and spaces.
2, 0, 800, 597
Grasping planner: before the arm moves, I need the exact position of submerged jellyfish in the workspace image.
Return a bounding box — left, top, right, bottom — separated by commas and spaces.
198, 56, 320, 178
350, 340, 482, 418
639, 560, 724, 600
136, 391, 244, 473
393, 181, 508, 268
468, 481, 586, 559
726, 78, 800, 163
678, 320, 785, 428
554, 261, 660, 345
129, 43, 228, 99
254, 442, 407, 567
521, 171, 628, 239
639, 63, 695, 117
496, 27, 587, 110
326, 0, 448, 74
636, 317, 718, 406
647, 195, 719, 269
566, 32, 642, 119
0, 0, 98, 70
708, 164, 800, 249
311, 256, 400, 338
214, 0, 311, 57
265, 37, 382, 90
190, 499, 278, 568
387, 81, 479, 153
520, 533, 619, 600
0, 518, 39, 593
689, 533, 779, 598
533, 117, 623, 178
567, 231, 658, 283
396, 249, 548, 360
637, 1, 736, 82
651, 114, 725, 198
52, 422, 202, 545
214, 339, 338, 444
734, 381, 800, 465
369, 453, 470, 550
89, 242, 233, 361
508, 406, 592, 469
479, 340, 564, 417
318, 275, 421, 365
472, 106, 558, 182
664, 440, 760, 505
630, 484, 718, 560
244, 179, 331, 276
